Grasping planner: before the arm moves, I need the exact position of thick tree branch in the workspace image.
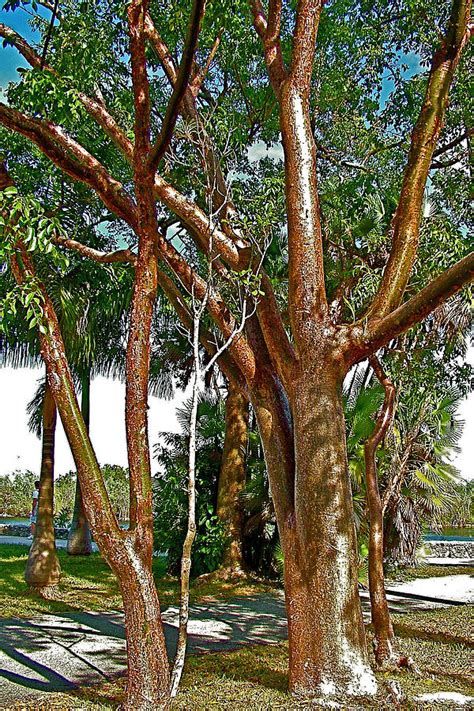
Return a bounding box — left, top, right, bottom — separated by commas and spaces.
367, 0, 472, 320
148, 0, 206, 171
279, 0, 327, 342
125, 0, 162, 554
53, 236, 137, 264
0, 103, 139, 229
6, 240, 120, 546
250, 0, 287, 96
362, 251, 474, 354
290, 0, 323, 97
0, 25, 134, 161
144, 12, 178, 84
0, 18, 293, 389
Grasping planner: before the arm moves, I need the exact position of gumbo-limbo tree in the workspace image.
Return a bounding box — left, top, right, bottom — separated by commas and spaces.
0, 0, 473, 706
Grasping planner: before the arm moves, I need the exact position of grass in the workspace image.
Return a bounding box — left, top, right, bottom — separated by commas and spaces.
7, 632, 474, 710
0, 544, 277, 618
393, 605, 474, 647
1, 544, 473, 708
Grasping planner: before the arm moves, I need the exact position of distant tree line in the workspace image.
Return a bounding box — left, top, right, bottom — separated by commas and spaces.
0, 464, 130, 522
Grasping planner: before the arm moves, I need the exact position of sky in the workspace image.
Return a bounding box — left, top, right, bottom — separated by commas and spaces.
0, 361, 472, 480
0, 6, 472, 481
0, 366, 185, 477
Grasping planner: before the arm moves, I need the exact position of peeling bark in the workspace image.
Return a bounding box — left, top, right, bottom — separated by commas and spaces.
67, 370, 93, 555
287, 366, 376, 698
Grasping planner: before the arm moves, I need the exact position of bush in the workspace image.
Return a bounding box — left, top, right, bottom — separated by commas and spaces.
153, 397, 228, 577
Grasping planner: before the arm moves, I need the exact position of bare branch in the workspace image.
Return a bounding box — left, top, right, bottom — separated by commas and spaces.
190, 29, 222, 97
364, 355, 396, 664
148, 0, 206, 171
367, 0, 472, 319
156, 267, 245, 388
432, 126, 474, 157
40, 0, 59, 68
53, 235, 137, 265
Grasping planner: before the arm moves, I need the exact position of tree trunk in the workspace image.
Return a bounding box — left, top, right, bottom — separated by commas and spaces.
67, 371, 93, 555
169, 313, 200, 697
119, 541, 170, 710
25, 380, 61, 591
364, 357, 395, 665
255, 366, 377, 699
216, 382, 249, 572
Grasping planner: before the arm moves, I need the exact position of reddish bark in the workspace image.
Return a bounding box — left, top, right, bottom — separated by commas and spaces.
364, 357, 396, 666
1, 0, 473, 702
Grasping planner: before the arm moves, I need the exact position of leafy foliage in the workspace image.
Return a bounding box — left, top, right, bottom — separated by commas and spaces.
153, 395, 228, 576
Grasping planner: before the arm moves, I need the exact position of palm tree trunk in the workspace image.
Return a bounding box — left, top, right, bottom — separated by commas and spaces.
67, 370, 93, 555
25, 379, 61, 592
216, 382, 249, 573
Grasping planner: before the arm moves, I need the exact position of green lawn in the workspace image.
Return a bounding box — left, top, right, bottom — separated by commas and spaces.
0, 544, 276, 618
1, 544, 473, 708
7, 633, 474, 709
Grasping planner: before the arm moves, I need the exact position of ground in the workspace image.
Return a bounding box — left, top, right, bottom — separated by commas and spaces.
0, 543, 472, 709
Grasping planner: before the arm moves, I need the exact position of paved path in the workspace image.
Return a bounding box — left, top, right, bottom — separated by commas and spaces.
0, 536, 99, 552
0, 595, 288, 706
1, 581, 469, 708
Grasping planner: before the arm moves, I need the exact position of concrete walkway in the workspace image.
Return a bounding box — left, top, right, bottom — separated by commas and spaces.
0, 535, 99, 552
1, 580, 471, 707
0, 595, 288, 706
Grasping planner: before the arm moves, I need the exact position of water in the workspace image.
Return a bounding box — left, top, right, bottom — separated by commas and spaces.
424, 527, 473, 542
0, 517, 29, 527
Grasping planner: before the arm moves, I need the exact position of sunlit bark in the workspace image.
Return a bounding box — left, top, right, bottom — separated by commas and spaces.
217, 383, 249, 572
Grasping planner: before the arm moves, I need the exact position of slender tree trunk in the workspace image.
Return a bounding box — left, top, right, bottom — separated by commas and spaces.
216, 382, 249, 572
25, 380, 61, 591
364, 357, 395, 666
67, 370, 93, 555
170, 311, 200, 697
254, 365, 377, 699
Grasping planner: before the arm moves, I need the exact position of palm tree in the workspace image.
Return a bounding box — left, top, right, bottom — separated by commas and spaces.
24, 374, 61, 591
382, 387, 465, 565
